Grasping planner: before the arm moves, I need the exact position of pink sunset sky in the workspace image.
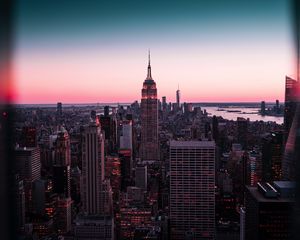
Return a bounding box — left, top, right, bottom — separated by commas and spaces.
13, 43, 295, 104
13, 0, 295, 104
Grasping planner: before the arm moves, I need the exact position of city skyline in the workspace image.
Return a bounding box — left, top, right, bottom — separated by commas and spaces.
13, 0, 294, 104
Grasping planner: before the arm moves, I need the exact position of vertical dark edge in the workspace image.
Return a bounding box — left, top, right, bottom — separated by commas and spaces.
292, 0, 300, 239
0, 0, 16, 239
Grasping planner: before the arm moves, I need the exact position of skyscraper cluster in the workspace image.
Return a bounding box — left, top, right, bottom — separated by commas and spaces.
11, 53, 298, 240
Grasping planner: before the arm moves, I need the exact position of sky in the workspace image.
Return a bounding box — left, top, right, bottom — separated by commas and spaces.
13, 0, 295, 104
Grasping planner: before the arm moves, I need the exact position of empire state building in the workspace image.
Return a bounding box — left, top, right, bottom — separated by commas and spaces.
140, 52, 159, 161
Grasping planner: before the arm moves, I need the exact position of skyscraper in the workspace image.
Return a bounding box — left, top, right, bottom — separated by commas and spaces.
261, 101, 266, 115
140, 51, 159, 161
162, 96, 167, 111
15, 147, 41, 212
119, 120, 132, 150
170, 140, 215, 240
282, 76, 299, 180
284, 76, 298, 143
262, 132, 283, 181
176, 85, 180, 109
237, 117, 248, 150
245, 181, 295, 240
81, 121, 105, 215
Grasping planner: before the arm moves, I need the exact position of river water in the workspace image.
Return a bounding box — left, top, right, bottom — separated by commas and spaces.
202, 106, 283, 124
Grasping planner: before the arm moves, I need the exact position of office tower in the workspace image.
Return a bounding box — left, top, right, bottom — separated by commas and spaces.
212, 115, 219, 142
105, 156, 121, 201
70, 166, 81, 203
20, 126, 37, 147
56, 197, 72, 234
162, 96, 167, 111
100, 109, 117, 154
15, 147, 41, 212
119, 149, 132, 190
135, 164, 148, 191
56, 102, 62, 123
262, 132, 283, 181
282, 76, 299, 181
81, 121, 105, 215
245, 181, 295, 240
237, 117, 248, 150
140, 51, 159, 161
176, 85, 180, 109
15, 147, 41, 183
170, 140, 215, 240
53, 127, 71, 166
261, 101, 266, 115
74, 215, 114, 240
52, 165, 71, 198
120, 120, 133, 150
51, 128, 71, 198
284, 76, 298, 142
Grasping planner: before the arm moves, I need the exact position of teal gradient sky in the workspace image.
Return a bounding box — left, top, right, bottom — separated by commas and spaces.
14, 0, 295, 103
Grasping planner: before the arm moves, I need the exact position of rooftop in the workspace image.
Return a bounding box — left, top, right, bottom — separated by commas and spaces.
170, 140, 215, 148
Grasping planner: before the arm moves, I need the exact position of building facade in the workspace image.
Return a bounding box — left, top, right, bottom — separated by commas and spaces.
81, 121, 105, 215
170, 140, 215, 239
140, 52, 159, 161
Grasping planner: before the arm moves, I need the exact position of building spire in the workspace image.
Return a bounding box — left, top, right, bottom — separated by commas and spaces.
146, 49, 152, 80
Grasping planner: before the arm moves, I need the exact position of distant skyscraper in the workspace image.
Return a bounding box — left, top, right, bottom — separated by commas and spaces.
275, 99, 280, 113
176, 85, 180, 109
81, 121, 105, 214
162, 96, 167, 111
170, 140, 215, 240
57, 102, 62, 123
237, 117, 248, 150
212, 115, 219, 142
261, 101, 266, 115
140, 51, 159, 161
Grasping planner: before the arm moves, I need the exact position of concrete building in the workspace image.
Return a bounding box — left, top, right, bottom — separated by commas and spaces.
170, 140, 215, 239
81, 121, 105, 215
245, 181, 295, 240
